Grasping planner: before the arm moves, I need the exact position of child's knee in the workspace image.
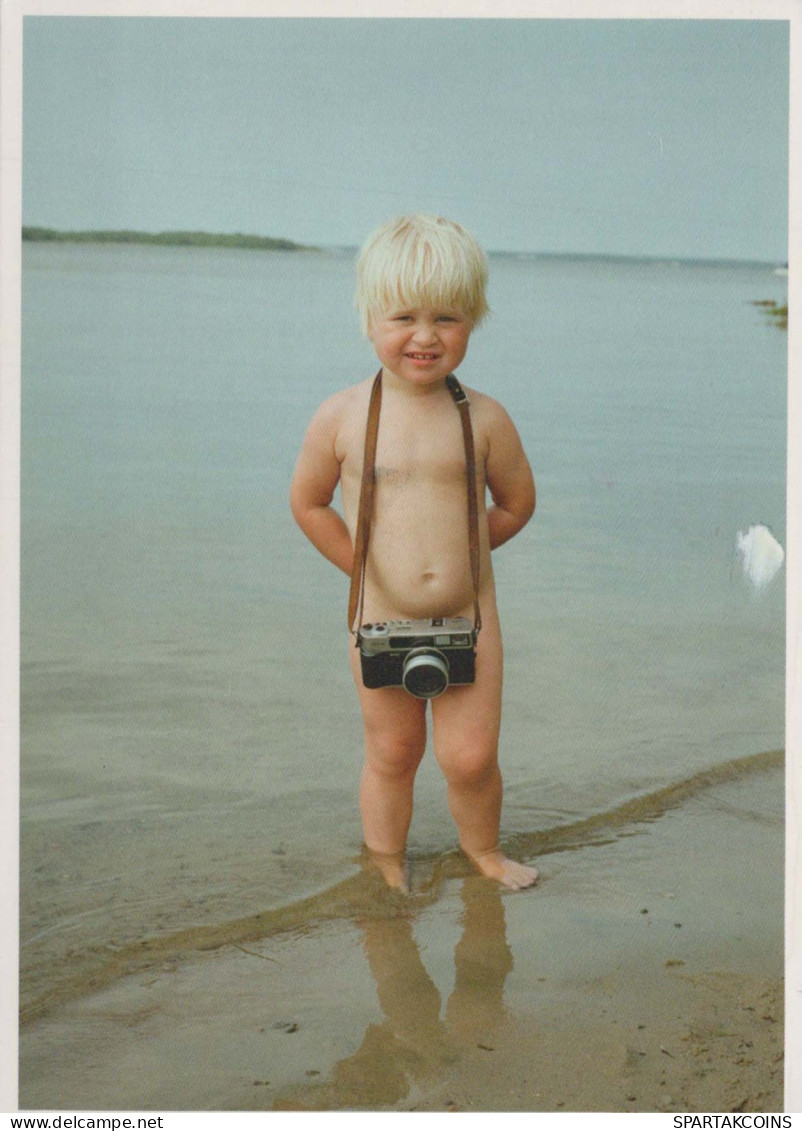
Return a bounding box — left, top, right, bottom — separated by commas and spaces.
365, 729, 426, 780
437, 741, 499, 790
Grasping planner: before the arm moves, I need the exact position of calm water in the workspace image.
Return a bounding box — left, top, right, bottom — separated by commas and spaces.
20, 243, 786, 984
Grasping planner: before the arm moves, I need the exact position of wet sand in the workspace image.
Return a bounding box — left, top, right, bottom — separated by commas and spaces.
19, 759, 783, 1113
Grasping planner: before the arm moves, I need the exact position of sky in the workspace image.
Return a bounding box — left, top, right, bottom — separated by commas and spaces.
21, 17, 790, 263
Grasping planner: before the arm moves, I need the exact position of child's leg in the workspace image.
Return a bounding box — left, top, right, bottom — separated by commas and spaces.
431, 616, 537, 891
349, 643, 427, 887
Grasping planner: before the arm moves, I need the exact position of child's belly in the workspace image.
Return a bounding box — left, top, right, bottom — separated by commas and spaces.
366, 556, 473, 620
363, 483, 491, 621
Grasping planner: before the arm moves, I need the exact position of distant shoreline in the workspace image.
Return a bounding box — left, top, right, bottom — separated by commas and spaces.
21, 226, 315, 252
21, 227, 784, 270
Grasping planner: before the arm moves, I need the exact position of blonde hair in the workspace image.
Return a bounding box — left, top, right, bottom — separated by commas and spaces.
355, 214, 490, 335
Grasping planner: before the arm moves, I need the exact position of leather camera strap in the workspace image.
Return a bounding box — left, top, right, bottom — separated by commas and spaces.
347, 369, 383, 637
348, 370, 482, 638
446, 373, 482, 636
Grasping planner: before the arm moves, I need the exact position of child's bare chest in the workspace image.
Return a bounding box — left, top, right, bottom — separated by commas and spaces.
374, 441, 466, 488
338, 387, 485, 509
375, 405, 467, 483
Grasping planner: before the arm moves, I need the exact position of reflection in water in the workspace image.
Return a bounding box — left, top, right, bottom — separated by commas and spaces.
20, 749, 781, 1027
273, 878, 514, 1110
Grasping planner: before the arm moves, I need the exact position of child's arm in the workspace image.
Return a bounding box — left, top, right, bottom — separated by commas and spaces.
483, 401, 536, 550
290, 398, 354, 575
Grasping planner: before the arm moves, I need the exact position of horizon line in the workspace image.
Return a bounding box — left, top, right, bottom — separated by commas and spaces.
21, 225, 786, 270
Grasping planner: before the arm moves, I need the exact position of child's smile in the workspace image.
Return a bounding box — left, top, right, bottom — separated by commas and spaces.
369, 307, 472, 387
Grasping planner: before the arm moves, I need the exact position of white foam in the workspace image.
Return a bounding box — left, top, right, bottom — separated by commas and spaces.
736, 524, 785, 589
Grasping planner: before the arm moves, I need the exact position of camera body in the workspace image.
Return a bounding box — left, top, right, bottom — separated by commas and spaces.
358, 617, 476, 699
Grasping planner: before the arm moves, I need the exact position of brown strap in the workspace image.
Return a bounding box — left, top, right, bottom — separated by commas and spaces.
446, 374, 482, 635
348, 371, 482, 638
347, 370, 382, 633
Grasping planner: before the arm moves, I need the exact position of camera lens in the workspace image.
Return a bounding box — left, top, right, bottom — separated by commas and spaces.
402, 648, 449, 699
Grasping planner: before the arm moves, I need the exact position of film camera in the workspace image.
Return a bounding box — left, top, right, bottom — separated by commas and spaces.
357, 617, 476, 699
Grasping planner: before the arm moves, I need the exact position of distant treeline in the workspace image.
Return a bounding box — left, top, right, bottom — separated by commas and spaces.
22, 227, 312, 251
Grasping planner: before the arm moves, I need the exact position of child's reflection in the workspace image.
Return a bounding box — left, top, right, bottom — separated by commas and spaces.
272, 878, 514, 1110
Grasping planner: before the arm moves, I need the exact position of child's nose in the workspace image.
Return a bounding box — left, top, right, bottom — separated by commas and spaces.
412, 321, 437, 343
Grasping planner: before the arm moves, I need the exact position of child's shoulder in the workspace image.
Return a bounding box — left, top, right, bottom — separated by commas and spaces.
309, 376, 373, 427
303, 378, 376, 464
462, 384, 516, 428
460, 384, 524, 463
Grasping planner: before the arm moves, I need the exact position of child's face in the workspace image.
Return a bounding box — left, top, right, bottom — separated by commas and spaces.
368, 306, 472, 388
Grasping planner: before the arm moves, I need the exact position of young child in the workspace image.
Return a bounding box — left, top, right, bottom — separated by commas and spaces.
290, 214, 537, 891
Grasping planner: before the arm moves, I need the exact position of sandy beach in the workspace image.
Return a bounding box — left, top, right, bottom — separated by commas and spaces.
19, 756, 783, 1113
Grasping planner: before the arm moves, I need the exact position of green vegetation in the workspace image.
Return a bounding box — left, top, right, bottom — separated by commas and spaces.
22, 226, 313, 251
751, 299, 788, 330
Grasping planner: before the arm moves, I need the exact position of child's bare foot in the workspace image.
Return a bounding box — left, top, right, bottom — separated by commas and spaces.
464, 847, 538, 891
366, 847, 410, 893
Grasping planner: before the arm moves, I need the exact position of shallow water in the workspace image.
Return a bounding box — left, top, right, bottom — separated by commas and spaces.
20, 243, 786, 1009
19, 764, 784, 1111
